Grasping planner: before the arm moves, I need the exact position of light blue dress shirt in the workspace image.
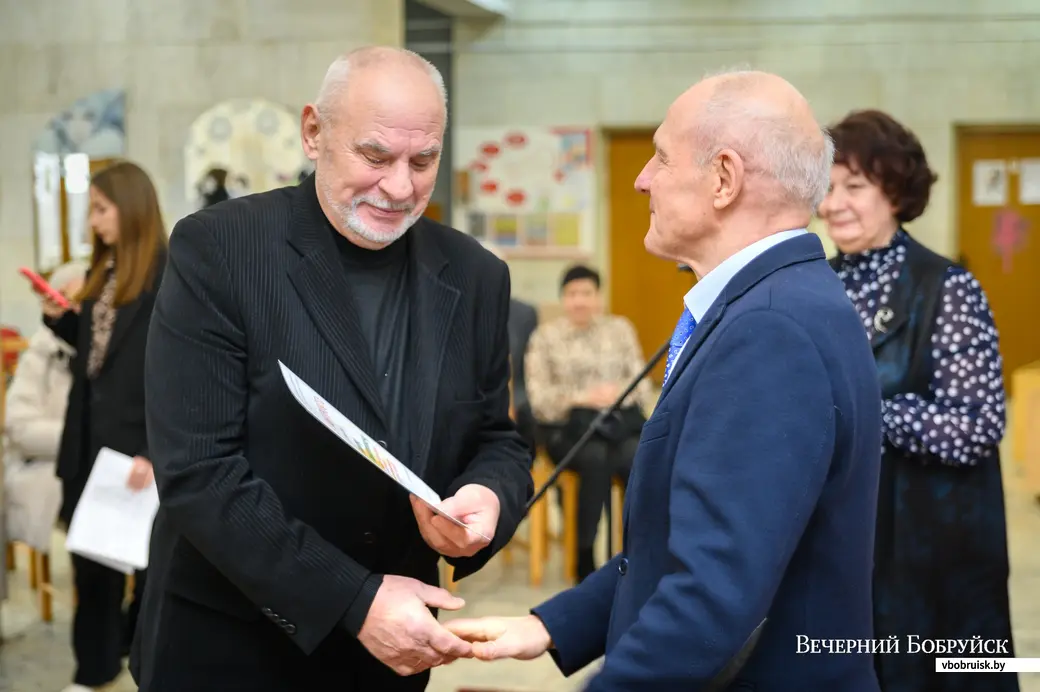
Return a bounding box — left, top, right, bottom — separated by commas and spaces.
673, 228, 808, 362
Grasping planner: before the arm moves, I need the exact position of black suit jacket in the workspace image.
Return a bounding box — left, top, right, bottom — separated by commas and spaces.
132, 178, 533, 691
508, 298, 538, 445
508, 298, 537, 410
47, 253, 165, 524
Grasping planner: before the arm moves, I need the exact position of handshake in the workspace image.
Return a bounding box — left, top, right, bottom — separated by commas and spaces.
357, 483, 552, 676
357, 576, 551, 676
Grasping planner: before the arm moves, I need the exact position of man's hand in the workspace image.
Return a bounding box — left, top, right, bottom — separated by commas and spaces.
411, 484, 499, 558
444, 615, 552, 661
126, 456, 154, 491
358, 575, 472, 675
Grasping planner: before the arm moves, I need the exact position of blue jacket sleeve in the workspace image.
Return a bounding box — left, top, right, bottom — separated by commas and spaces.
530, 554, 623, 675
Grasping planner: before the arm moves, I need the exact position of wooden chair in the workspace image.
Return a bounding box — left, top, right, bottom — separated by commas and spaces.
611, 476, 625, 557
522, 452, 630, 587
5, 544, 54, 622
2, 334, 55, 622
440, 560, 457, 593
527, 451, 580, 586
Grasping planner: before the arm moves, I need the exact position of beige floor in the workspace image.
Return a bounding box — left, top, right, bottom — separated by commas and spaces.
3, 448, 1039, 691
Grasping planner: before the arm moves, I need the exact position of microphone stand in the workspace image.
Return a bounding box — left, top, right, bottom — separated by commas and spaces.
525, 339, 670, 517
527, 262, 695, 512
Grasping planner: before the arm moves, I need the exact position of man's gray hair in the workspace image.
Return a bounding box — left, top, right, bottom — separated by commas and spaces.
315, 47, 448, 123
694, 70, 834, 210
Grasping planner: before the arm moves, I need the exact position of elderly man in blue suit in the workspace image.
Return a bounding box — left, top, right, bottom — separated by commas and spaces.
446, 71, 883, 691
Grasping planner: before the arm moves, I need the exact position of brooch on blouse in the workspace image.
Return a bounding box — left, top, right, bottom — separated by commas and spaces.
873, 307, 895, 333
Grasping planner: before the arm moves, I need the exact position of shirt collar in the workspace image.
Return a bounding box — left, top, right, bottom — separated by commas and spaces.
683, 229, 808, 322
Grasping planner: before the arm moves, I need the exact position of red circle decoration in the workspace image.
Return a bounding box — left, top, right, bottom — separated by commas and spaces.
470, 161, 488, 173
505, 189, 526, 206
553, 170, 565, 182
480, 142, 501, 157
505, 132, 527, 148
480, 180, 499, 194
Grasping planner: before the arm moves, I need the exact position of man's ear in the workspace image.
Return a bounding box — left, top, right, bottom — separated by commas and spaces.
712, 149, 744, 210
300, 104, 322, 162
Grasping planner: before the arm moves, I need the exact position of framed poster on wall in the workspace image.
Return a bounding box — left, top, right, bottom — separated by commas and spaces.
453, 126, 595, 259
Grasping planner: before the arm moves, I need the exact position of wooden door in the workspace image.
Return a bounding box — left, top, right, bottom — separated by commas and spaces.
423, 202, 443, 223
607, 131, 697, 386
956, 128, 1040, 398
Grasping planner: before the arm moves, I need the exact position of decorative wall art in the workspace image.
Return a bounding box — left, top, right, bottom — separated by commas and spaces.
453, 127, 596, 258
972, 159, 1008, 207
184, 99, 312, 209
992, 208, 1029, 274
33, 89, 126, 159
31, 89, 127, 273
1019, 158, 1040, 205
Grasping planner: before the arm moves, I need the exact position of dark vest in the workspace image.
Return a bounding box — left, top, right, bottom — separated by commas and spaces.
832, 235, 1017, 692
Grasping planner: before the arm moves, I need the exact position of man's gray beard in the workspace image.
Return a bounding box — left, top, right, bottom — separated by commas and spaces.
321, 183, 419, 245
343, 200, 418, 245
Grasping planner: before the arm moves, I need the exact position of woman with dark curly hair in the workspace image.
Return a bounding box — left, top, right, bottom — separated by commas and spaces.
818, 110, 1018, 692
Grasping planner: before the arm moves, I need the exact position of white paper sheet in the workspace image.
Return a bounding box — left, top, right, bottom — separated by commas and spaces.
65, 448, 160, 574
1018, 158, 1040, 205
278, 360, 490, 540
972, 159, 1008, 207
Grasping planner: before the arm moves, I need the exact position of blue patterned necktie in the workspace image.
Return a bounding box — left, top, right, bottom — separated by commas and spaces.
663, 306, 696, 385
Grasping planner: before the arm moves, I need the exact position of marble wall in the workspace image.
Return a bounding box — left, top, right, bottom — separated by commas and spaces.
0, 0, 403, 334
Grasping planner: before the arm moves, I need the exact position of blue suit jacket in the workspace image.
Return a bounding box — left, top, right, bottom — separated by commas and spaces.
533, 234, 883, 691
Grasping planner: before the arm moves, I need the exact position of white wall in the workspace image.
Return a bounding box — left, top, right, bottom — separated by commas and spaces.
0, 0, 403, 334
454, 0, 1040, 303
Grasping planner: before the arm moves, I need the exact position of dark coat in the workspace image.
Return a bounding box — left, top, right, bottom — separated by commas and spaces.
508, 297, 538, 447
130, 177, 533, 692
47, 253, 166, 524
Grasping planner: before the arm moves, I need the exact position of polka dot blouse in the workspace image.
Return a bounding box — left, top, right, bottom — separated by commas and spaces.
834, 230, 1006, 466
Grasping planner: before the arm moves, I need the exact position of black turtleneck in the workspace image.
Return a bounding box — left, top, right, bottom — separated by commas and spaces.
330, 226, 411, 459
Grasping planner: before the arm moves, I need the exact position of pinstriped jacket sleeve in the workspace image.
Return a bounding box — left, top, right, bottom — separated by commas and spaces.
144, 216, 375, 655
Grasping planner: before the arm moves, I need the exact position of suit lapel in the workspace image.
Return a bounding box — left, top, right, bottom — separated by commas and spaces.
657, 233, 827, 405
286, 177, 388, 430
657, 301, 726, 404
408, 224, 460, 477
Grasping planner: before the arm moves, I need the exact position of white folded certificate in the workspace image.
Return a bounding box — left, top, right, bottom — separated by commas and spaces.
278, 360, 489, 540
65, 447, 160, 574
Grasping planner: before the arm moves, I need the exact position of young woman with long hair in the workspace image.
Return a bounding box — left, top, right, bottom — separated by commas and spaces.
39, 160, 168, 691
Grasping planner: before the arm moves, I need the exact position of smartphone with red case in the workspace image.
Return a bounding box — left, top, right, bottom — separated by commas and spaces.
19, 266, 71, 309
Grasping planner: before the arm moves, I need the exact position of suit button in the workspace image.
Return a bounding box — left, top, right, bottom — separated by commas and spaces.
284, 623, 297, 635
363, 532, 377, 545
618, 558, 628, 576
261, 607, 274, 617
378, 439, 388, 448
